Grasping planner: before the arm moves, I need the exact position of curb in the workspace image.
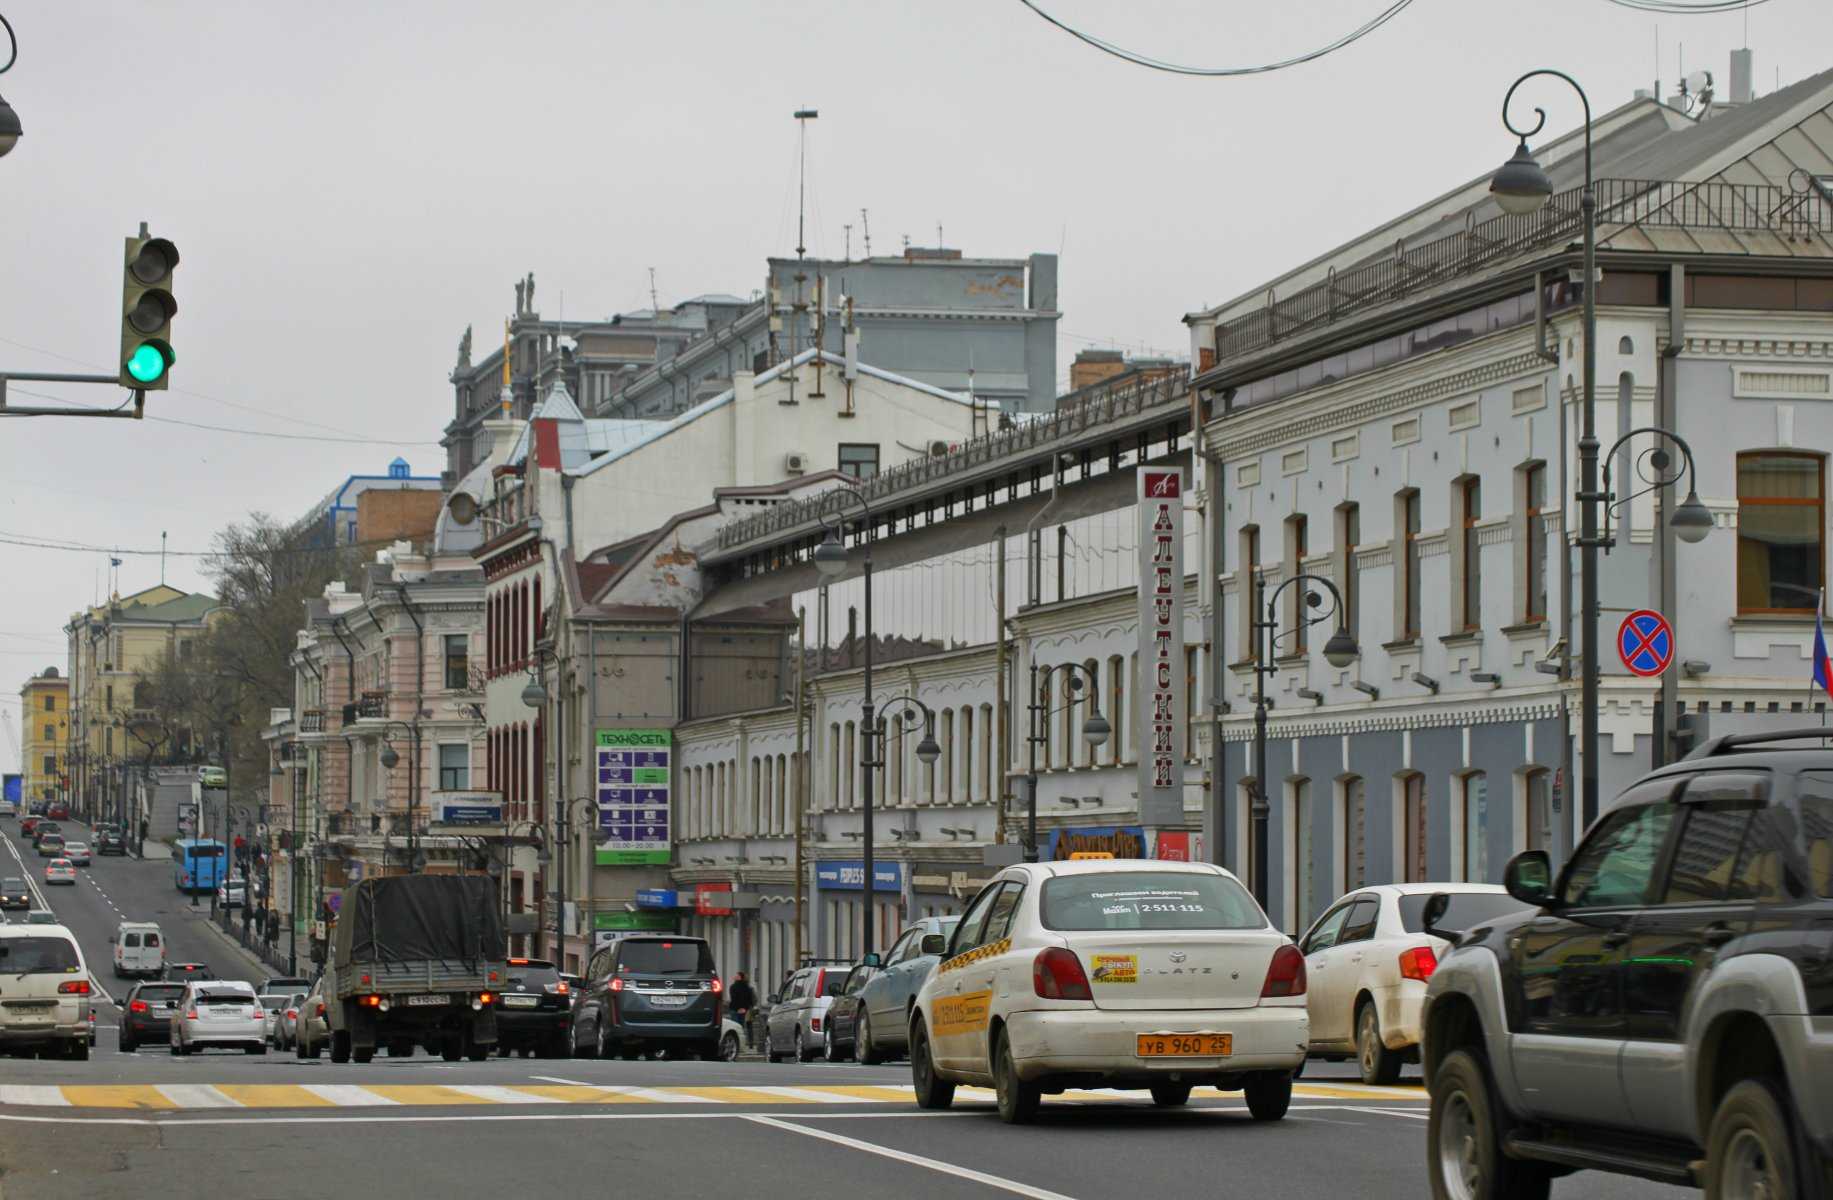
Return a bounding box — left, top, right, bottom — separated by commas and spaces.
190, 909, 278, 983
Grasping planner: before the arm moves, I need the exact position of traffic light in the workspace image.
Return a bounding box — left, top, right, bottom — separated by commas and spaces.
119, 226, 178, 390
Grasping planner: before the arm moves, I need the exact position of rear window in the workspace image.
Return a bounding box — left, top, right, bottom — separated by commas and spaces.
137, 985, 184, 1003
1040, 871, 1265, 931
258, 994, 289, 1008
124, 933, 141, 948
0, 936, 80, 975
820, 971, 849, 997
1397, 893, 1531, 933
198, 988, 253, 1004
616, 940, 714, 976
144, 933, 160, 948
505, 963, 561, 989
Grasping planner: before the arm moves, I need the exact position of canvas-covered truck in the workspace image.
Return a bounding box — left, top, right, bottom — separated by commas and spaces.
321, 875, 506, 1063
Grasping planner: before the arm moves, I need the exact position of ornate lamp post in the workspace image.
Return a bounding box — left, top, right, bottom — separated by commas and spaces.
1023, 662, 1112, 862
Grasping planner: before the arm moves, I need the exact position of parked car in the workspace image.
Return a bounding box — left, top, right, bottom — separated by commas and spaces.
43, 859, 76, 886
1423, 727, 1833, 1198
112, 922, 165, 979
216, 879, 246, 909
765, 962, 851, 1063
63, 842, 91, 867
909, 860, 1307, 1124
119, 981, 186, 1052
95, 827, 126, 856
717, 1015, 746, 1062
493, 957, 572, 1058
258, 992, 293, 1045
570, 935, 722, 1061
274, 991, 307, 1050
852, 915, 960, 1063
294, 976, 330, 1060
171, 979, 265, 1055
0, 922, 92, 1060
35, 833, 64, 858
0, 877, 29, 910
1296, 883, 1529, 1083
822, 962, 880, 1062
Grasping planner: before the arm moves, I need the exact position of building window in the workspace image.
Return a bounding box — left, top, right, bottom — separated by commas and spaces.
1398, 491, 1422, 640
43, 724, 54, 741
1524, 768, 1551, 852
1403, 773, 1428, 881
1460, 478, 1482, 630
1290, 778, 1314, 933
1335, 503, 1360, 641
444, 634, 469, 690
1342, 775, 1366, 891
1284, 514, 1308, 655
838, 443, 880, 479
1737, 452, 1824, 613
1462, 772, 1489, 882
42, 694, 54, 713
438, 744, 469, 791
1523, 464, 1548, 622
1238, 525, 1261, 660
42, 755, 56, 776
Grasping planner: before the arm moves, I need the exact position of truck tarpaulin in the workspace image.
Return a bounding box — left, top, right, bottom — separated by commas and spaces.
335, 876, 504, 966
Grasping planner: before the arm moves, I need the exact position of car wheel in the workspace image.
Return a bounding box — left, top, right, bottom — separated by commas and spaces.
70, 1039, 89, 1062
119, 1035, 135, 1054
721, 1030, 741, 1062
909, 1018, 954, 1111
1357, 1002, 1403, 1086
295, 1037, 307, 1060
855, 1011, 883, 1066
247, 1044, 265, 1056
993, 1029, 1040, 1125
331, 1030, 351, 1064
1150, 1082, 1193, 1107
794, 1029, 810, 1063
1244, 1071, 1293, 1122
1705, 1078, 1798, 1200
596, 1021, 611, 1061
441, 1035, 462, 1063
542, 1033, 570, 1060
1427, 1049, 1551, 1200
352, 1045, 373, 1064
824, 1024, 842, 1063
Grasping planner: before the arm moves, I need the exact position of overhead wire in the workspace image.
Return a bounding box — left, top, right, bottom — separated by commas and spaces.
3, 386, 439, 445
1014, 0, 1422, 76
1603, 0, 1769, 11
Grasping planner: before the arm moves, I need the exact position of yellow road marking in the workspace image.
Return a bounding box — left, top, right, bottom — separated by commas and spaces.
512, 1085, 624, 1104
359, 1085, 491, 1106
668, 1086, 815, 1104
214, 1085, 335, 1109
812, 1085, 925, 1103
61, 1086, 172, 1110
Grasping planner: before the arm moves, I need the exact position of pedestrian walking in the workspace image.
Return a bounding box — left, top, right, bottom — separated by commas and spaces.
728, 972, 757, 1044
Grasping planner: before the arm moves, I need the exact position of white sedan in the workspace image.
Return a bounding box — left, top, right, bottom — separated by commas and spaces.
171, 981, 267, 1055
1296, 883, 1530, 1083
909, 860, 1308, 1124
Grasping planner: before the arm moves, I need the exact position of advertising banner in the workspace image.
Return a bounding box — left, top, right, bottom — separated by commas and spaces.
1137, 466, 1186, 827
1047, 825, 1147, 861
595, 729, 671, 865
814, 860, 904, 892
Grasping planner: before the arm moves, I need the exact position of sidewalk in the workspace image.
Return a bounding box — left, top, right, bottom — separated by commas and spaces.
189, 907, 287, 984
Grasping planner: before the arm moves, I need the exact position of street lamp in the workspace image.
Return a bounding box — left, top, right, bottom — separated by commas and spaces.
1600, 428, 1716, 549
1024, 662, 1112, 862
0, 14, 20, 158
1250, 573, 1358, 911
812, 489, 881, 958
1492, 68, 1604, 830
376, 720, 422, 869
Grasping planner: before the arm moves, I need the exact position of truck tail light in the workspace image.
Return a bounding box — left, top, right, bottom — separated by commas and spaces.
1260, 945, 1307, 998
1398, 946, 1439, 982
1032, 948, 1093, 1001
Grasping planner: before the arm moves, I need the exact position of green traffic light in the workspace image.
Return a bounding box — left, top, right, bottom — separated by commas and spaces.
126, 342, 169, 384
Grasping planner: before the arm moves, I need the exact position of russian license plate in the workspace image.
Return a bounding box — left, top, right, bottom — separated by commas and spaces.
647, 994, 691, 1008
405, 994, 450, 1007
502, 995, 538, 1008
1136, 1033, 1232, 1057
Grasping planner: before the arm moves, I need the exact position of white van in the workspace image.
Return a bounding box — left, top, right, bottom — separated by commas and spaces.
0, 922, 92, 1060
111, 921, 165, 979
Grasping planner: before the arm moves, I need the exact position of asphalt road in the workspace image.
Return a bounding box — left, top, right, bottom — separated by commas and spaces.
0, 823, 1690, 1200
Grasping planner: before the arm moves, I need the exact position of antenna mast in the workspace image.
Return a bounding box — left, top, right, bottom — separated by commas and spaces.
860, 208, 872, 258
648, 267, 660, 315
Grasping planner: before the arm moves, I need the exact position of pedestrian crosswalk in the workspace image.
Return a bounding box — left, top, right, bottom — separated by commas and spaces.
0, 1079, 1424, 1112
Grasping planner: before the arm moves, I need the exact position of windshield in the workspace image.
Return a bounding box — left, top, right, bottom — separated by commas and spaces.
616, 940, 713, 976
2, 878, 22, 890
1398, 893, 1531, 933
0, 936, 80, 975
1041, 871, 1266, 931
258, 994, 289, 1008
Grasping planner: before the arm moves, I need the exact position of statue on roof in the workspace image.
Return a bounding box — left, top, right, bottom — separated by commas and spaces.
514, 278, 526, 315
525, 271, 537, 314
456, 325, 472, 369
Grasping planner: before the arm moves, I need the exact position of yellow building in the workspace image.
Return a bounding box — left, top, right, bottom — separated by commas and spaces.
65, 584, 219, 821
20, 667, 68, 807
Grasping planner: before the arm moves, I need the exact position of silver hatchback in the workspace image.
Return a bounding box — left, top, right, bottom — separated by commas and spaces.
765, 964, 849, 1063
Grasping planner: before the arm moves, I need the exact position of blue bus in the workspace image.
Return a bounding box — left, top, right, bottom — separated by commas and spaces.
174, 839, 227, 894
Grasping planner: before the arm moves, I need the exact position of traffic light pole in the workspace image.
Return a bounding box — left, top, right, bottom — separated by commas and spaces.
0, 372, 144, 418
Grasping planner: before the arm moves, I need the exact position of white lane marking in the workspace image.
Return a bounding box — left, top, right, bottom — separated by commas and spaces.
741, 1085, 878, 1104
0, 1110, 971, 1127
442, 1085, 560, 1105
529, 1075, 592, 1086
742, 1113, 1082, 1200
299, 1085, 400, 1107
0, 1086, 69, 1107
154, 1084, 241, 1109
589, 1085, 707, 1103
1343, 1105, 1431, 1120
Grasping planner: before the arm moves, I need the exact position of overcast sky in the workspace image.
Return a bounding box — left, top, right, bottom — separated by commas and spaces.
2, 0, 1827, 772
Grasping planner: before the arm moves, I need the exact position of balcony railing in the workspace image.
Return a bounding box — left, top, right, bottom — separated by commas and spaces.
298, 710, 324, 734
355, 691, 386, 720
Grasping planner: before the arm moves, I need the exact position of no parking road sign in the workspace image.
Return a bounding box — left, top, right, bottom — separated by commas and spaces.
1618, 608, 1675, 678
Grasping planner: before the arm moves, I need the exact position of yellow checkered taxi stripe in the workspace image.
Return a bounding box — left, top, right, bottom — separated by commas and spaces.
936, 936, 1011, 975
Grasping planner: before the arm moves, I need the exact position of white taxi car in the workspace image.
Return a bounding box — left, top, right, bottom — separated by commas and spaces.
909, 859, 1308, 1124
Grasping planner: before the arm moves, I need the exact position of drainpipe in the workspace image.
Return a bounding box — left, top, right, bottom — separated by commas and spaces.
1539, 270, 1578, 867
585, 613, 598, 955
1653, 263, 1686, 767
1197, 387, 1228, 869
794, 606, 807, 961
330, 618, 358, 816
394, 585, 426, 868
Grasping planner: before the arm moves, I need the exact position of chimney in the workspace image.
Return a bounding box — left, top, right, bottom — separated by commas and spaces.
1730, 48, 1754, 104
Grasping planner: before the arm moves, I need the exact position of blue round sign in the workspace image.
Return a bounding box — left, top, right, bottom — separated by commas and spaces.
1617, 609, 1674, 678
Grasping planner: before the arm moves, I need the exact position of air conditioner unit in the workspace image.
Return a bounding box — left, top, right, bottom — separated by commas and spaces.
927, 439, 951, 458
783, 451, 808, 474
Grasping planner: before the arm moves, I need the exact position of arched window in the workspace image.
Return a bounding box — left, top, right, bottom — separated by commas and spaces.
844, 721, 857, 809
132, 681, 153, 708
1618, 335, 1634, 355
1402, 773, 1428, 882
1082, 659, 1100, 767
1341, 775, 1367, 891
1523, 768, 1551, 853
1107, 654, 1126, 765
1288, 778, 1314, 933
959, 707, 974, 804
939, 709, 955, 802
1461, 771, 1489, 882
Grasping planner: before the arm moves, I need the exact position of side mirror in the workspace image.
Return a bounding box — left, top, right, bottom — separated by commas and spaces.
920, 933, 947, 956
862, 953, 881, 968
767, 993, 781, 1005
1421, 891, 1454, 941
1503, 850, 1555, 908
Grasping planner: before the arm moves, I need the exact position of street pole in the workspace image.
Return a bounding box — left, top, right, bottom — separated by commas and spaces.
859, 552, 875, 961
1578, 154, 1600, 833
1025, 660, 1040, 862
1251, 573, 1269, 911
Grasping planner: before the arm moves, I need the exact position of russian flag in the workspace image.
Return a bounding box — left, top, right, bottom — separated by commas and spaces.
1815, 600, 1833, 703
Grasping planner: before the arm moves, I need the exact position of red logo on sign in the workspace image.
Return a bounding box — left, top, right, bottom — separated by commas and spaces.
1144, 471, 1180, 498
695, 883, 732, 916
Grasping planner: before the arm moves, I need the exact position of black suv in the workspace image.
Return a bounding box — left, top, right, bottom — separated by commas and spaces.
119, 981, 187, 1052
1423, 728, 1833, 1198
571, 936, 721, 1061
0, 877, 28, 910
95, 826, 126, 856
493, 957, 572, 1058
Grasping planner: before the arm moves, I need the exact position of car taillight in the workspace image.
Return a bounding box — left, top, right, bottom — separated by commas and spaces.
286, 1009, 297, 1018
58, 979, 90, 995
315, 1002, 325, 1016
1260, 945, 1307, 998
129, 1000, 149, 1013
360, 994, 382, 1008
550, 981, 569, 995
478, 992, 494, 1005
186, 1010, 198, 1020
1032, 948, 1093, 1001
609, 977, 625, 993
709, 977, 722, 994
811, 1016, 822, 1031
1398, 946, 1439, 982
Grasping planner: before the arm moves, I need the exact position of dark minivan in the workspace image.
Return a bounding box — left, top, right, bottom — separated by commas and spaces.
571, 936, 721, 1061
